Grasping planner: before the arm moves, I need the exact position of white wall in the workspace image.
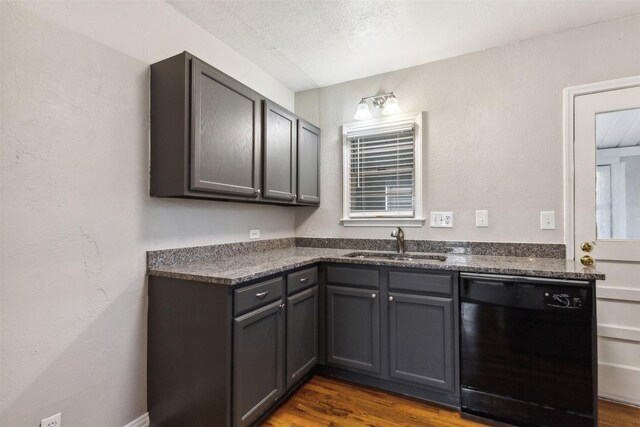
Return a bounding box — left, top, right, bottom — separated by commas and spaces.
0, 1, 295, 426
295, 14, 640, 244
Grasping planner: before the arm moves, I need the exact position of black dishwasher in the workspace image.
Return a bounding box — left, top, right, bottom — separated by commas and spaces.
460, 273, 596, 427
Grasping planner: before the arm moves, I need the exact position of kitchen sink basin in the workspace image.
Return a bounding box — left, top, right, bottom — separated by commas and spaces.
343, 252, 447, 262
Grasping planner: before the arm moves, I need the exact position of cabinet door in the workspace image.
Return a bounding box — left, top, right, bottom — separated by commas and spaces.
191, 59, 261, 197
388, 293, 454, 391
233, 300, 285, 427
263, 101, 297, 202
297, 119, 320, 205
286, 286, 318, 388
326, 285, 380, 374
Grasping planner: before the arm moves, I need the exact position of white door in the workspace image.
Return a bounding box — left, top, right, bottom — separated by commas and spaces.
573, 83, 640, 405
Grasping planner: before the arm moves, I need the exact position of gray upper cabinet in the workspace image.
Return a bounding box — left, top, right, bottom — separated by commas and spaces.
150, 52, 321, 207
191, 59, 262, 197
151, 52, 262, 201
263, 101, 297, 202
326, 285, 380, 374
296, 119, 321, 205
388, 293, 454, 391
286, 286, 318, 388
233, 299, 285, 427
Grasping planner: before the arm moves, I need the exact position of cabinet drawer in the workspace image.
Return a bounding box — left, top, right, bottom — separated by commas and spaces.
287, 267, 318, 295
234, 277, 283, 316
388, 270, 453, 296
326, 265, 379, 289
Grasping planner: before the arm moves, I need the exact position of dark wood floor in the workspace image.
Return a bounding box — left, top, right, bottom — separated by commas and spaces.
262, 375, 640, 427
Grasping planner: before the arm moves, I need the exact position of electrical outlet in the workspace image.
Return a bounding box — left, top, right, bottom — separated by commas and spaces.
430, 211, 453, 228
540, 211, 555, 230
249, 229, 260, 239
41, 413, 62, 427
476, 210, 489, 227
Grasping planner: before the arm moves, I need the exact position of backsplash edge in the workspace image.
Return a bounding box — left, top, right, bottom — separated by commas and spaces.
295, 237, 566, 259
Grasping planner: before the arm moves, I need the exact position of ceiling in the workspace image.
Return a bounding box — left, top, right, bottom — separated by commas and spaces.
596, 108, 640, 149
168, 0, 640, 92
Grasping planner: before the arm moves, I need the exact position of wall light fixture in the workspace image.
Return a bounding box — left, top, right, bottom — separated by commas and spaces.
354, 92, 401, 120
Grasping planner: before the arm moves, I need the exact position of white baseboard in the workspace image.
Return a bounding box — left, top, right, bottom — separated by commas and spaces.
599, 363, 640, 407
124, 413, 149, 427
599, 392, 640, 407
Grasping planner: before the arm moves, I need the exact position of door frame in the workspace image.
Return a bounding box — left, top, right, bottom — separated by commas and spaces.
562, 75, 640, 260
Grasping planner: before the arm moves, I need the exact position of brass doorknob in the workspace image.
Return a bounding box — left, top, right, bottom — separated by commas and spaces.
580, 255, 595, 266
580, 242, 594, 252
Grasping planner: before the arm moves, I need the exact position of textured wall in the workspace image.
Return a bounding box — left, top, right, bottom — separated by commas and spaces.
0, 1, 294, 426
295, 14, 640, 243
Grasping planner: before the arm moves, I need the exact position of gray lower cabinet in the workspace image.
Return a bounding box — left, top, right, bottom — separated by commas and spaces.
388, 292, 454, 391
148, 264, 456, 426
326, 285, 381, 374
149, 270, 314, 427
318, 265, 459, 407
233, 299, 285, 427
286, 286, 319, 388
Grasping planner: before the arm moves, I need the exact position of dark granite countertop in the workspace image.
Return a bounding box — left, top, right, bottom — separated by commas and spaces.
148, 246, 605, 286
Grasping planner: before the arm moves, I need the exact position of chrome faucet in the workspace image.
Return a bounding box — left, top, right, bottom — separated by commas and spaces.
391, 227, 405, 255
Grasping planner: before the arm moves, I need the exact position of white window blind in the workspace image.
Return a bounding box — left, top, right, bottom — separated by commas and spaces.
347, 126, 415, 218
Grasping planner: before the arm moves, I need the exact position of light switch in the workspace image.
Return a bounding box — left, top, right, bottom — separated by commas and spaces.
476, 210, 488, 227
540, 211, 555, 230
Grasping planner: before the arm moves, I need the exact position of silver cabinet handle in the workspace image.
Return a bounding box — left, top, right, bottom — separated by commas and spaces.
279, 303, 285, 310
253, 189, 261, 197
300, 277, 309, 283
371, 293, 376, 299
256, 291, 268, 299
389, 296, 394, 302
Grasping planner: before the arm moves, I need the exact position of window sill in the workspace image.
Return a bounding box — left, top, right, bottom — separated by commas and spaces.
340, 217, 426, 227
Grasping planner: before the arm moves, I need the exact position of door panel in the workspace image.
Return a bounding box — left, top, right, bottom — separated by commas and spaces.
573, 83, 640, 405
389, 293, 454, 391
233, 300, 284, 427
575, 86, 640, 261
286, 286, 318, 388
595, 260, 639, 285
263, 101, 296, 201
326, 285, 380, 374
191, 59, 261, 196
297, 119, 321, 204
597, 299, 640, 325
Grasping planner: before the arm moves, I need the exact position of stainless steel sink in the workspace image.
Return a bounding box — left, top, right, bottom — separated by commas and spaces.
343, 252, 447, 262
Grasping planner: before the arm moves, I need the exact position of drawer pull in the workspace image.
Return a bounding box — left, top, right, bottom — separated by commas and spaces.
371, 293, 377, 299
256, 291, 269, 299
300, 277, 309, 283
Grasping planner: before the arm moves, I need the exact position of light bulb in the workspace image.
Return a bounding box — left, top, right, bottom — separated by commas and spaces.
382, 95, 400, 116
354, 100, 371, 120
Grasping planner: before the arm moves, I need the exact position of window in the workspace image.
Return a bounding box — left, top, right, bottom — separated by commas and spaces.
341, 113, 424, 226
